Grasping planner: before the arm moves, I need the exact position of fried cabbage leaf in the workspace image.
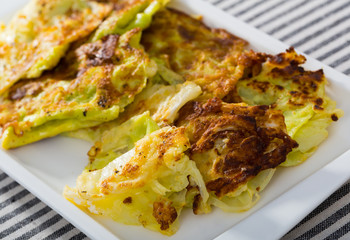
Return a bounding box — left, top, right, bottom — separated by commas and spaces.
0, 29, 157, 149
91, 0, 169, 42
65, 81, 201, 170
141, 8, 248, 98
236, 48, 343, 166
176, 98, 297, 212
118, 81, 202, 126
0, 0, 112, 94
65, 81, 201, 174
65, 80, 201, 144
87, 111, 160, 170
64, 126, 208, 235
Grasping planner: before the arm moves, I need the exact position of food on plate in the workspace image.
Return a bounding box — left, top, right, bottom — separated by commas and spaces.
0, 0, 343, 236
141, 8, 248, 98
0, 0, 168, 149
0, 29, 156, 149
64, 6, 341, 234
91, 0, 169, 42
175, 98, 298, 211
236, 48, 343, 166
64, 126, 208, 235
0, 0, 112, 94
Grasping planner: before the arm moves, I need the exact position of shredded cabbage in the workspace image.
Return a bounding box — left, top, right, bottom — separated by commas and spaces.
237, 51, 343, 166
64, 126, 208, 235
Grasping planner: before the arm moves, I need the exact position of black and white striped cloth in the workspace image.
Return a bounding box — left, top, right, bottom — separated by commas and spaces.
1, 0, 350, 239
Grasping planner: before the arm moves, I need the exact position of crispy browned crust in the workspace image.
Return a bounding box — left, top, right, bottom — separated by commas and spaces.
153, 200, 178, 230
176, 98, 298, 197
0, 0, 113, 95
0, 28, 149, 135
97, 127, 190, 195
123, 196, 132, 204
192, 194, 203, 215
76, 34, 120, 76
238, 47, 329, 110
269, 51, 323, 94
238, 50, 269, 80
141, 8, 249, 98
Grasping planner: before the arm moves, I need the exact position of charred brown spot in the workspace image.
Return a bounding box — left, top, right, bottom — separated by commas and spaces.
310, 81, 317, 90
153, 200, 178, 231
268, 47, 305, 65
192, 194, 202, 215
314, 98, 323, 106
8, 87, 28, 101
122, 164, 139, 177
206, 177, 247, 197
157, 128, 185, 159
271, 54, 284, 64
309, 69, 323, 82
8, 79, 44, 101
271, 64, 303, 78
100, 176, 117, 194
202, 98, 223, 114
314, 105, 324, 110
85, 34, 119, 67
247, 80, 273, 93
123, 197, 132, 204
177, 25, 194, 41
76, 34, 119, 76
97, 95, 108, 108
331, 113, 339, 121
96, 78, 120, 108
238, 51, 267, 79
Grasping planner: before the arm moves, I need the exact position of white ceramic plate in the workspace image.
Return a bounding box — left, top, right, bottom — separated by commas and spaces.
1, 0, 350, 239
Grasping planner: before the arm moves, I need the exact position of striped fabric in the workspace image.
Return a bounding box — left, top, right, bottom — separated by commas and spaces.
1, 0, 350, 239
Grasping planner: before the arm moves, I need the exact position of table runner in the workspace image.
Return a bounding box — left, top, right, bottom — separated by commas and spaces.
1, 0, 350, 239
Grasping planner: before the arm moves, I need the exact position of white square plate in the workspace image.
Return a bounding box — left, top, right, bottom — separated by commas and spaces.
1, 0, 350, 239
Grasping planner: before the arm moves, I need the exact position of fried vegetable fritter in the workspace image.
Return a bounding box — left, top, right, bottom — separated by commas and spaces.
237, 48, 343, 165
0, 0, 113, 94
0, 29, 157, 149
91, 0, 169, 42
64, 126, 208, 235
141, 8, 248, 98
176, 98, 298, 197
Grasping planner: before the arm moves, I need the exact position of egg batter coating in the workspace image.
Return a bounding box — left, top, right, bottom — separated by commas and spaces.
141, 8, 249, 98
0, 29, 157, 149
64, 126, 208, 235
0, 0, 113, 94
237, 48, 343, 166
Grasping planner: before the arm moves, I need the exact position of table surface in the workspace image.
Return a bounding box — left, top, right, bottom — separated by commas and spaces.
1, 0, 350, 239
